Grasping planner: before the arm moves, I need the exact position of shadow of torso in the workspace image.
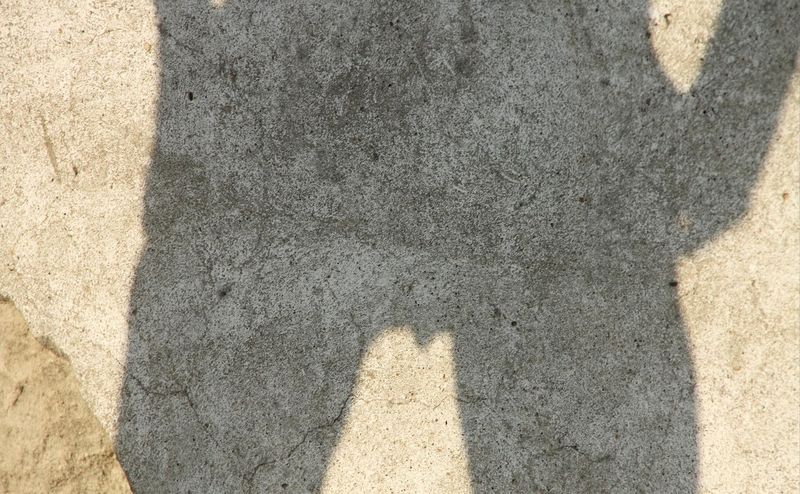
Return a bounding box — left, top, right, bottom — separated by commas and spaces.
117, 0, 797, 491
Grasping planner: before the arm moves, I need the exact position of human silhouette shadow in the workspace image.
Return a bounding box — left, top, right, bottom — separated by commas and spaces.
116, 0, 797, 491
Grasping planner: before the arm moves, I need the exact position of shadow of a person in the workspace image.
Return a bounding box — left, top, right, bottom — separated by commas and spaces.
116, 0, 798, 491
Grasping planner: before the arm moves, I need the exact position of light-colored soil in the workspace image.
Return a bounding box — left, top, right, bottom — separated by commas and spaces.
0, 299, 131, 494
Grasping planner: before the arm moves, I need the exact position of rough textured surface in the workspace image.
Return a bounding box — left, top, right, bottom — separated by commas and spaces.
677, 68, 800, 492
1, 0, 798, 492
0, 300, 131, 493
322, 328, 472, 492
0, 0, 157, 431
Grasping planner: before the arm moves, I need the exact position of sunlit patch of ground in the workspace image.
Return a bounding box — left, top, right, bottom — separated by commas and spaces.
648, 0, 721, 93
678, 68, 799, 492
0, 300, 131, 493
322, 328, 472, 493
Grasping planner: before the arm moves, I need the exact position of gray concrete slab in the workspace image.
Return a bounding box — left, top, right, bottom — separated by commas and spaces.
1, 0, 798, 492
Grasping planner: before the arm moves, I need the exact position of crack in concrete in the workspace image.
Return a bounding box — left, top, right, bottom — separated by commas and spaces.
37, 115, 60, 183
242, 391, 353, 493
536, 438, 614, 466
126, 372, 240, 468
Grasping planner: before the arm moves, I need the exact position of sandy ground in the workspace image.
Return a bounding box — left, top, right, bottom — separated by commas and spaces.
0, 299, 130, 493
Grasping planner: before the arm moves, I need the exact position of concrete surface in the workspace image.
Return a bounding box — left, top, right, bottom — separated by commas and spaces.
1, 0, 798, 492
0, 299, 131, 493
321, 328, 472, 492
